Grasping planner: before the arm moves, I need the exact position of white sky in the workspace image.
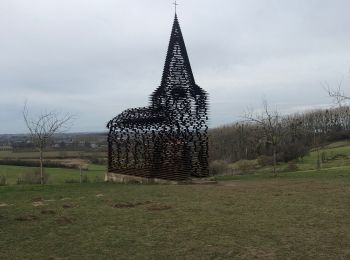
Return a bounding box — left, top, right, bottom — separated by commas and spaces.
1, 0, 350, 133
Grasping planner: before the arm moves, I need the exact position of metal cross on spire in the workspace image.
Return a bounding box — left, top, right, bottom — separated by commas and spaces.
173, 1, 178, 13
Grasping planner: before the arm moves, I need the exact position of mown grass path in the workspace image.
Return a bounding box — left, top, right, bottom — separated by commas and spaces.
1, 173, 349, 259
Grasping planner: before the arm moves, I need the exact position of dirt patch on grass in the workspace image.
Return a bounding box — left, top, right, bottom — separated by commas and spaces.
113, 202, 136, 208
62, 204, 74, 209
59, 158, 87, 167
15, 215, 39, 221
0, 203, 8, 207
31, 197, 44, 202
113, 201, 152, 209
41, 209, 56, 215
56, 216, 74, 225
147, 204, 172, 211
134, 201, 152, 206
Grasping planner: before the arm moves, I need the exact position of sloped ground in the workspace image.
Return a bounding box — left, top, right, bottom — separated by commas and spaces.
220, 140, 350, 179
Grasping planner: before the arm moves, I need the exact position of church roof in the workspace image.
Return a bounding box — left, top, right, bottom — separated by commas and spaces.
160, 14, 195, 88
108, 13, 207, 130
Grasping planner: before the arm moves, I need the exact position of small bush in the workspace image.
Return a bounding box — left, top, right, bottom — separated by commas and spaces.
285, 161, 299, 172
257, 155, 274, 167
236, 160, 257, 174
17, 169, 49, 185
209, 160, 229, 176
0, 176, 7, 186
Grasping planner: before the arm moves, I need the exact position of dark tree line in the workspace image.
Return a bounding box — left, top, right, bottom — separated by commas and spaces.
209, 106, 350, 165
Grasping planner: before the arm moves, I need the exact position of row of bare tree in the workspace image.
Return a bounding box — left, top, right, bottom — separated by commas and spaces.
209, 103, 350, 174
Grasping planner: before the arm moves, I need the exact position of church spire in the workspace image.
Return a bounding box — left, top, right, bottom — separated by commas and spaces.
160, 14, 195, 87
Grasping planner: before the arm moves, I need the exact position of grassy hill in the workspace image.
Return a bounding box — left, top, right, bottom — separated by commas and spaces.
216, 140, 350, 180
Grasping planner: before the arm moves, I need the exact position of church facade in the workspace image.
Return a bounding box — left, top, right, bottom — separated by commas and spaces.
106, 14, 209, 181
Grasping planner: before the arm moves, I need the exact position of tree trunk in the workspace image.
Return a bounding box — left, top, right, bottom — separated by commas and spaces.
39, 149, 44, 185
273, 146, 277, 177
317, 147, 321, 170
80, 165, 82, 184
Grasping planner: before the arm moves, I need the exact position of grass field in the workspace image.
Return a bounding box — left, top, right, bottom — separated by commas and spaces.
1, 173, 349, 259
0, 143, 350, 258
0, 150, 106, 160
0, 164, 106, 185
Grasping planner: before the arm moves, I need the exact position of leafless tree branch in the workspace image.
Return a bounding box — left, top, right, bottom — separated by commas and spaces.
323, 73, 350, 107
23, 102, 74, 184
243, 99, 283, 176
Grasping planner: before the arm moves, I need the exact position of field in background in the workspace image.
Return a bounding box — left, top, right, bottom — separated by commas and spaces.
0, 164, 106, 185
0, 150, 106, 160
0, 147, 106, 185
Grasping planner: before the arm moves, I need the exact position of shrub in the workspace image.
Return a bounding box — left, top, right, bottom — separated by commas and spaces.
285, 161, 299, 172
236, 160, 257, 174
17, 169, 49, 184
209, 160, 228, 176
257, 155, 274, 167
0, 176, 7, 186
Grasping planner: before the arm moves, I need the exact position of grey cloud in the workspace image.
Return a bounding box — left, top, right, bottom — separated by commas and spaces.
1, 0, 350, 133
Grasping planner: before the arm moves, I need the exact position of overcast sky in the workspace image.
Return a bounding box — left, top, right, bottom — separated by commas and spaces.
1, 0, 350, 134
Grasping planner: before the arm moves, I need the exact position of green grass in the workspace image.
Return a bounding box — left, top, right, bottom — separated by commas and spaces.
216, 165, 350, 181
0, 150, 106, 159
294, 140, 350, 170
0, 175, 349, 259
0, 164, 106, 185
224, 140, 350, 176
0, 142, 350, 258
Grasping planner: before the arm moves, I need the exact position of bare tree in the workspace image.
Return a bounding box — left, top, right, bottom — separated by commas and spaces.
23, 103, 73, 184
244, 100, 283, 176
324, 69, 350, 107
324, 79, 350, 107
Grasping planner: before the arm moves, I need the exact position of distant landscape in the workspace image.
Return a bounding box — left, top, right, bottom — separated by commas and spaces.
1, 105, 350, 184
